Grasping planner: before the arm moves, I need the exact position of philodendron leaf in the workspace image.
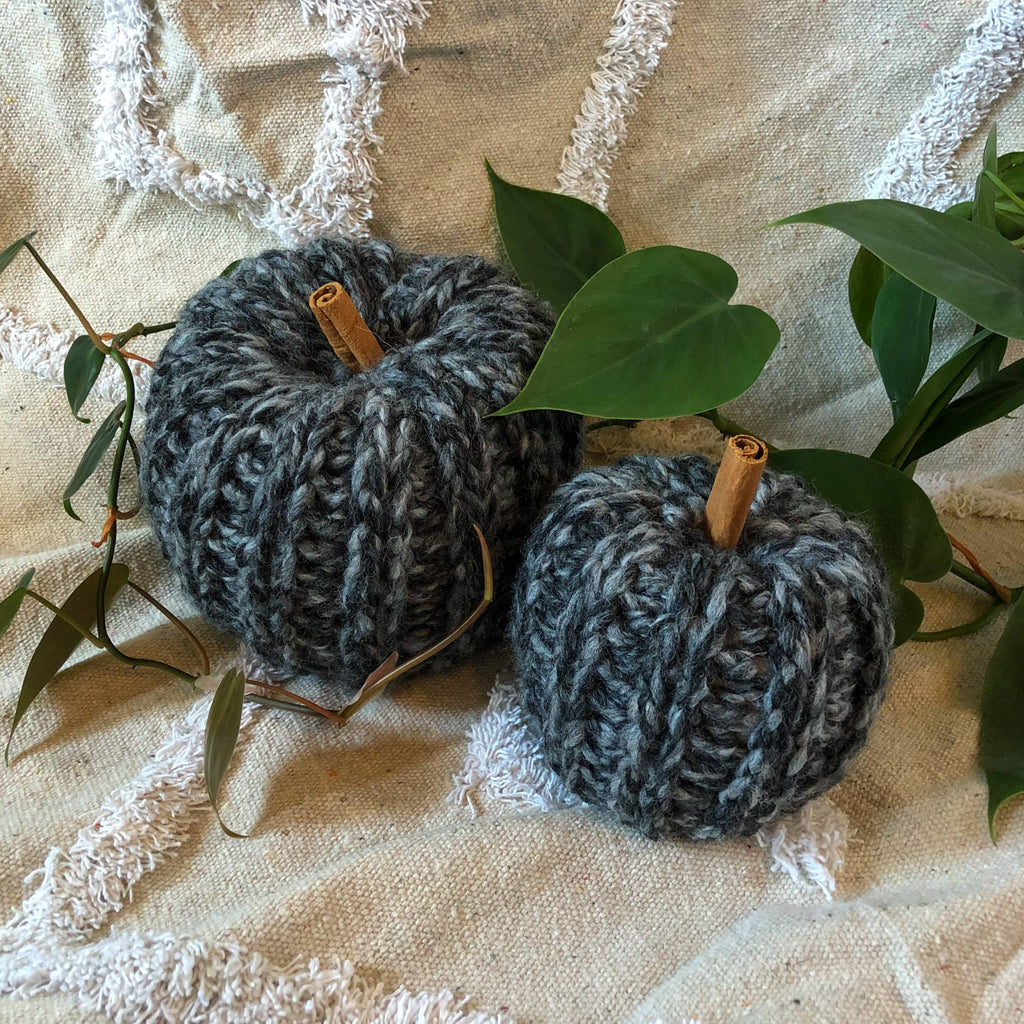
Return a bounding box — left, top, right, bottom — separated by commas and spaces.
871, 332, 999, 469
494, 246, 780, 419
871, 273, 936, 420
0, 232, 36, 276
976, 336, 1007, 382
769, 448, 951, 645
907, 357, 1024, 461
774, 200, 1024, 340
204, 667, 247, 838
64, 335, 106, 423
972, 124, 999, 232
486, 161, 626, 312
0, 570, 36, 644
980, 594, 1024, 839
6, 564, 129, 763
63, 399, 126, 521
848, 246, 889, 345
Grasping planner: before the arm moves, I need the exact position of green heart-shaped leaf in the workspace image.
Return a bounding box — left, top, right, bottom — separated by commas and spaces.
486, 161, 626, 312
63, 400, 126, 521
981, 594, 1024, 839
494, 246, 780, 419
204, 668, 247, 838
6, 564, 129, 763
871, 273, 936, 421
769, 448, 951, 645
64, 335, 106, 424
774, 199, 1024, 340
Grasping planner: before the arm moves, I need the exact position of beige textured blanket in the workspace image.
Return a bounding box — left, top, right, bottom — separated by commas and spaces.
2, 1, 1023, 1021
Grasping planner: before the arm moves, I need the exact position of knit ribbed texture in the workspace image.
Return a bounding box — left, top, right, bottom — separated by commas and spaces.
141, 237, 583, 693
510, 454, 894, 841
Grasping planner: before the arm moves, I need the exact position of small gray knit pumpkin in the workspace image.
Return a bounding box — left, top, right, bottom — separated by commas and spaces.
510, 454, 894, 841
141, 237, 583, 693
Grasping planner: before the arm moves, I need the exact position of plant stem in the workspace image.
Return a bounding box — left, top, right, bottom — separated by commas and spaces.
983, 170, 1024, 216
126, 580, 211, 675
23, 590, 105, 648
140, 321, 176, 336
243, 692, 323, 717
913, 600, 1008, 642
949, 560, 1001, 598
698, 409, 775, 449
947, 533, 1013, 602
248, 682, 343, 723
587, 418, 639, 432
24, 241, 105, 349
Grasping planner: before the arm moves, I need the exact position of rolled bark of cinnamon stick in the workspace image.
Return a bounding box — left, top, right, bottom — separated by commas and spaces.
309, 282, 384, 371
705, 434, 768, 549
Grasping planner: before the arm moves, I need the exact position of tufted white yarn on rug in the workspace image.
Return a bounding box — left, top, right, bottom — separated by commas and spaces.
91, 0, 429, 243
0, 307, 153, 407
448, 673, 852, 899
864, 0, 1024, 206
556, 0, 680, 210
0, 697, 519, 1024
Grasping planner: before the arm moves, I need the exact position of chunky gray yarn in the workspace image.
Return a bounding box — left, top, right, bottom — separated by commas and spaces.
141, 237, 583, 694
510, 454, 894, 841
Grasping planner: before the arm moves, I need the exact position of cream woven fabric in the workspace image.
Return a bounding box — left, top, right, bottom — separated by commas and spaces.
1, 2, 1023, 1022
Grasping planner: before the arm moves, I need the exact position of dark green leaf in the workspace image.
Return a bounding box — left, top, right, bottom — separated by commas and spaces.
976, 335, 1007, 381
219, 260, 242, 278
5, 564, 129, 763
63, 336, 106, 423
0, 570, 35, 644
848, 246, 889, 346
486, 160, 626, 312
494, 246, 780, 419
980, 595, 1024, 839
891, 584, 926, 647
0, 232, 36, 276
944, 201, 974, 220
769, 448, 951, 646
871, 273, 936, 420
908, 357, 1024, 460
774, 200, 1024, 340
972, 125, 999, 232
871, 333, 999, 468
63, 400, 126, 521
997, 151, 1024, 192
204, 668, 247, 838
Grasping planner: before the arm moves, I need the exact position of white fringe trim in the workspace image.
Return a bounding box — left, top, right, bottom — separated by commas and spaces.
0, 307, 153, 406
0, 932, 515, 1024
557, 0, 679, 210
91, 0, 429, 243
447, 672, 584, 815
448, 675, 850, 898
0, 697, 253, 951
755, 797, 851, 899
865, 0, 1024, 206
0, 694, 519, 1024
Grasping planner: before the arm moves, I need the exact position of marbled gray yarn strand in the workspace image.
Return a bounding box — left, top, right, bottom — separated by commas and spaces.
510, 454, 894, 841
142, 237, 583, 694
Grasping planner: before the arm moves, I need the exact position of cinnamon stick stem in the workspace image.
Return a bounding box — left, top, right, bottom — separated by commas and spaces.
705, 434, 768, 549
309, 282, 384, 371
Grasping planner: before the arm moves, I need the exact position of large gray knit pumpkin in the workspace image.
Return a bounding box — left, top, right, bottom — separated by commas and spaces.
141, 237, 583, 693
510, 454, 894, 841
